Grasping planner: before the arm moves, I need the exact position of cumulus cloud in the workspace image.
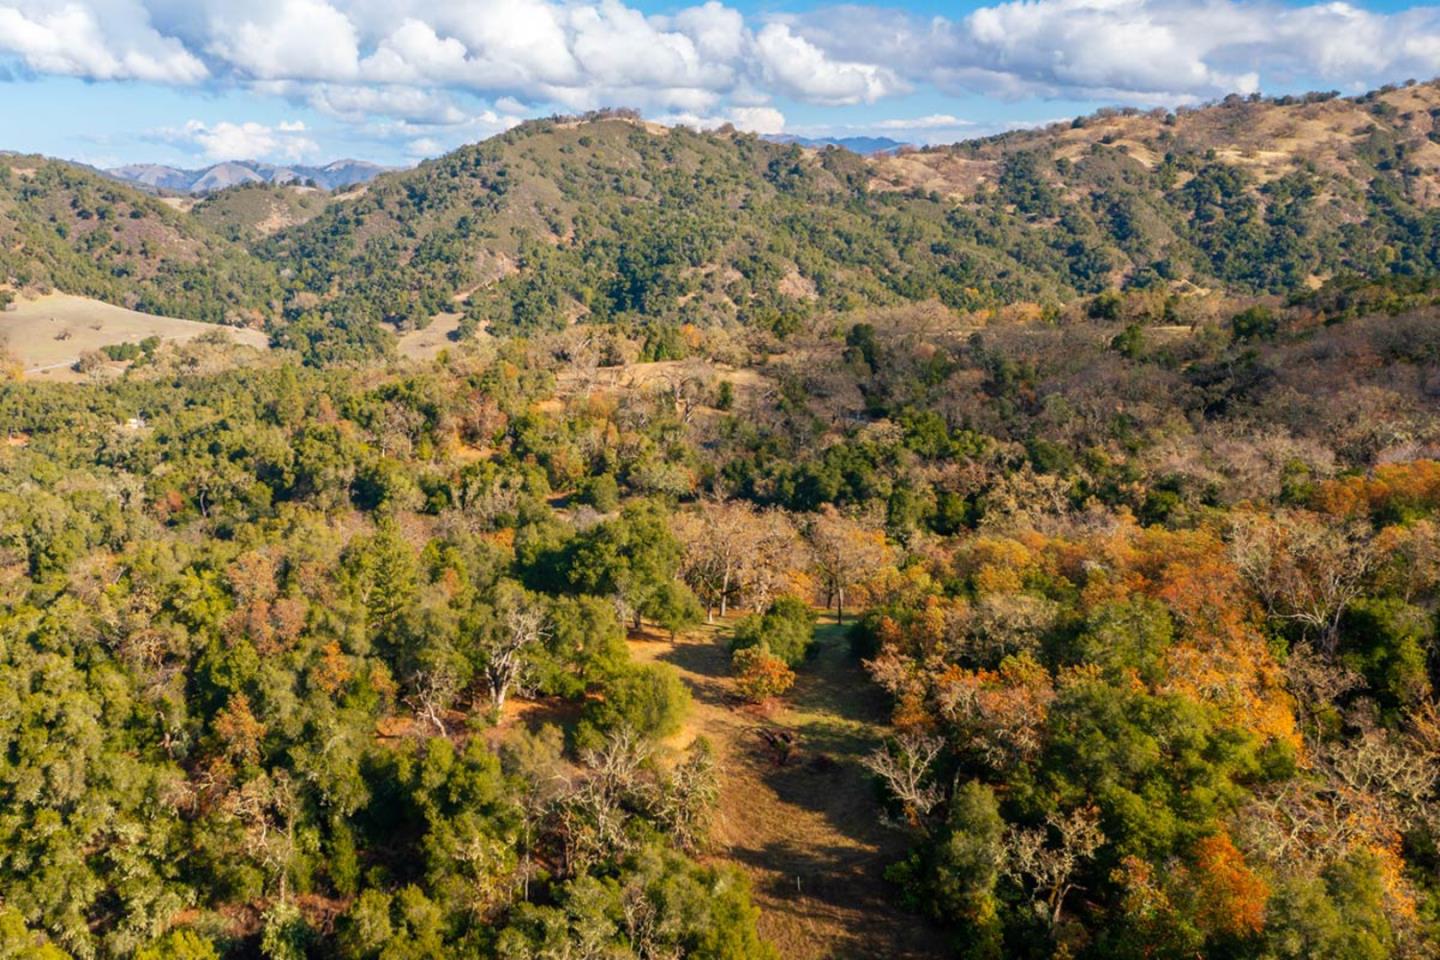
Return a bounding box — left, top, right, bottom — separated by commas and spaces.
658, 104, 787, 134
167, 119, 320, 161
953, 0, 1264, 99
256, 80, 470, 124
8, 0, 1440, 155
206, 0, 361, 81
799, 0, 1440, 102
360, 107, 528, 158
0, 0, 205, 83
755, 23, 903, 105
873, 114, 972, 131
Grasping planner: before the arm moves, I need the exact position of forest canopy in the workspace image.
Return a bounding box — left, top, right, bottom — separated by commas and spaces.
2, 81, 1440, 960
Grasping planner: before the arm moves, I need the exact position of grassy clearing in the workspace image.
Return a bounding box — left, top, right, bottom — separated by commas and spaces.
628, 617, 948, 960
1, 293, 268, 380
395, 311, 475, 362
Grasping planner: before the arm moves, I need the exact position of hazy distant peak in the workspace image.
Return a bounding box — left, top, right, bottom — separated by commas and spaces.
104, 158, 391, 194
765, 134, 910, 155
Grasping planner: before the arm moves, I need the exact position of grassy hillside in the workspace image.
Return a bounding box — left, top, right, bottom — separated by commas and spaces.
263, 87, 1440, 362
0, 155, 281, 326
191, 182, 336, 241
8, 82, 1440, 363
874, 81, 1440, 291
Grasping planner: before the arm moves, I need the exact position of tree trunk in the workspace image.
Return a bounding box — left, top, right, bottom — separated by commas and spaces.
836, 585, 845, 624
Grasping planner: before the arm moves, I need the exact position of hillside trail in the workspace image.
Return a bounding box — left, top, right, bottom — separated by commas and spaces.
627, 617, 949, 960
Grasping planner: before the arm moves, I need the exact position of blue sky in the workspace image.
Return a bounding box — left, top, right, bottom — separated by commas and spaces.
3, 0, 1439, 168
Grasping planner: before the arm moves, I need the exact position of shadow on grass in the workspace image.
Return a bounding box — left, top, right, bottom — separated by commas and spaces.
730, 838, 889, 904
656, 635, 735, 707
728, 838, 947, 959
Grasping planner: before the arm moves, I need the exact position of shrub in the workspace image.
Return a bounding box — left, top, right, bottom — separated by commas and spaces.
714, 380, 735, 410
580, 473, 619, 511
729, 596, 815, 666
732, 646, 795, 703
1230, 305, 1278, 343
73, 349, 105, 373
580, 663, 691, 746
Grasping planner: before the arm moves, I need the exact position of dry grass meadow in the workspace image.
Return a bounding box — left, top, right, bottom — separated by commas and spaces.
2, 293, 269, 380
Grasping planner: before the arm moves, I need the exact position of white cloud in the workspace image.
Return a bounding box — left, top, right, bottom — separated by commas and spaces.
658, 104, 786, 134
9, 0, 1440, 154
169, 119, 320, 161
873, 114, 972, 131
204, 0, 360, 81
727, 105, 786, 134
364, 108, 527, 158
0, 0, 205, 82
264, 81, 471, 124
671, 2, 746, 61
955, 0, 1262, 99
755, 23, 904, 105
406, 136, 443, 157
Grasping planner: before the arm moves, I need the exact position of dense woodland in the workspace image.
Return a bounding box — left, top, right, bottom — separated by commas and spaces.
2, 83, 1440, 960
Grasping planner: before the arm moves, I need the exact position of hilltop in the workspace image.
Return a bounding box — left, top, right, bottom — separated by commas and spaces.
6, 83, 1440, 361
0, 155, 281, 325
260, 85, 1440, 360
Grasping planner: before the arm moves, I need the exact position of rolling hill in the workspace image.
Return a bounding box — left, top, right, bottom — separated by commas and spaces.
190, 182, 338, 240
8, 83, 1440, 363
0, 154, 282, 326
260, 86, 1440, 360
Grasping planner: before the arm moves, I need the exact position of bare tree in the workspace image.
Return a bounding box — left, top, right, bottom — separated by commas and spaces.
557, 728, 653, 873
1239, 708, 1439, 872
739, 509, 805, 613
1002, 807, 1105, 927
865, 732, 946, 826
224, 770, 301, 903
1230, 510, 1377, 649
654, 740, 720, 853
658, 362, 709, 426
676, 499, 763, 620
406, 657, 464, 737
478, 583, 550, 714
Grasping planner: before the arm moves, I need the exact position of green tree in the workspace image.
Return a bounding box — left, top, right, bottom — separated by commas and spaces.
729, 595, 816, 666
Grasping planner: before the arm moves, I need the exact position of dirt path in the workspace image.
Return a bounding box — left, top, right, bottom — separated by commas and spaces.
629, 619, 948, 960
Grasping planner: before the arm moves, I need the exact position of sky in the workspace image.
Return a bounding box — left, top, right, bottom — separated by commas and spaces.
3, 0, 1440, 169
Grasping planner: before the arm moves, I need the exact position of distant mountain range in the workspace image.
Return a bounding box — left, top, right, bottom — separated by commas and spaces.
104, 159, 391, 194
766, 135, 909, 155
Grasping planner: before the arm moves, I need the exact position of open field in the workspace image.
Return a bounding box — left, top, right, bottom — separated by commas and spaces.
0, 293, 269, 380
395, 311, 470, 362
628, 618, 948, 960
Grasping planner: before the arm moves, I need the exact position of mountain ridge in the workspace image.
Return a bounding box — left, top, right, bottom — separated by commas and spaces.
8, 81, 1440, 362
